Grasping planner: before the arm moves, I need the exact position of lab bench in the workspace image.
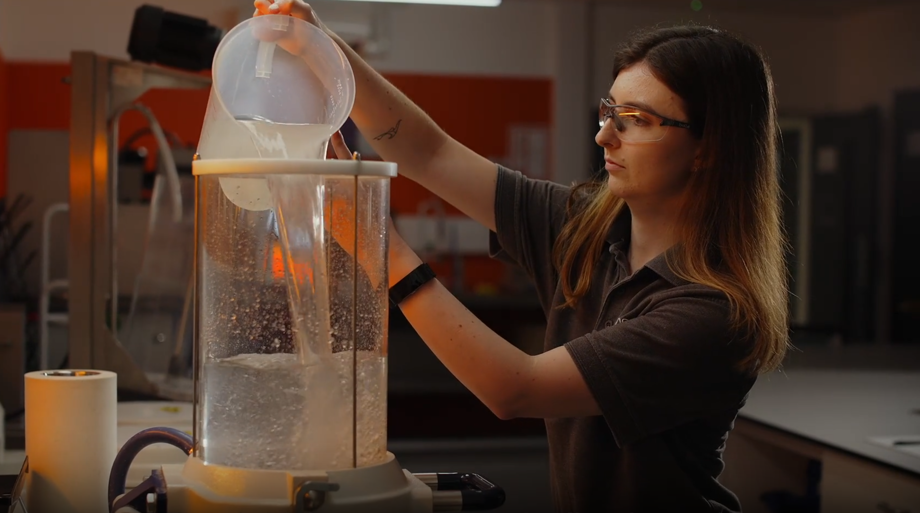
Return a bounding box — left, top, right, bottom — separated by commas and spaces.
722, 364, 920, 513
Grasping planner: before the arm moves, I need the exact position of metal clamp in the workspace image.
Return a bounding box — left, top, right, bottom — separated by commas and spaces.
295, 481, 340, 512
414, 472, 505, 511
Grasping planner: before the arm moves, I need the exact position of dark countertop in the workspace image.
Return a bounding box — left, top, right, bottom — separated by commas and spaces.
739, 344, 920, 477
740, 369, 920, 476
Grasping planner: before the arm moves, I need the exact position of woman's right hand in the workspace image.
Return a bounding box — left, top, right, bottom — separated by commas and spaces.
253, 0, 330, 34
251, 0, 343, 62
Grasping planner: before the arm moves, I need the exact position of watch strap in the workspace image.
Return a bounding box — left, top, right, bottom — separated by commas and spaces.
389, 263, 437, 306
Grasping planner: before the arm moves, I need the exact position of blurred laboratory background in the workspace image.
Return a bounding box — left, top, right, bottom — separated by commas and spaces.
0, 0, 919, 512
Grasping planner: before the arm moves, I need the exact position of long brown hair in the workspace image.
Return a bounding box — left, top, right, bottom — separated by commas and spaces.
553, 25, 789, 375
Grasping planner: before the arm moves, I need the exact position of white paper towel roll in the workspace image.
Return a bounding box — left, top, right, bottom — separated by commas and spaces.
25, 370, 117, 513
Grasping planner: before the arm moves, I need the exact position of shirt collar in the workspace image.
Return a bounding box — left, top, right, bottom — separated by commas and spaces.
604, 207, 689, 287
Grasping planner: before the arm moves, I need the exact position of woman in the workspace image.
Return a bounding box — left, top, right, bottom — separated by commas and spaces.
256, 2, 790, 511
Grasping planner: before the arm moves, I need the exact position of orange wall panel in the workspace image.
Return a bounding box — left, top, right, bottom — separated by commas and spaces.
384, 74, 553, 216
386, 73, 552, 166
7, 62, 70, 131
6, 62, 208, 148
5, 63, 553, 161
0, 50, 8, 199
4, 61, 553, 293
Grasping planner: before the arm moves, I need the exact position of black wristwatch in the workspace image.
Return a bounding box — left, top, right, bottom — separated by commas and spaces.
389, 263, 437, 306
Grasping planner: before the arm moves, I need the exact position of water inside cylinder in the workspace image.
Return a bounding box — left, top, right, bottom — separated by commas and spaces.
200, 123, 389, 471
202, 351, 387, 471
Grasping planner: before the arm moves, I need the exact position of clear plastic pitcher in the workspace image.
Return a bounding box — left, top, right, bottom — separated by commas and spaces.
197, 14, 356, 212
198, 14, 355, 161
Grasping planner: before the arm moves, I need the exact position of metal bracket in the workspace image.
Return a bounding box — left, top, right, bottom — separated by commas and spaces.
68, 52, 210, 396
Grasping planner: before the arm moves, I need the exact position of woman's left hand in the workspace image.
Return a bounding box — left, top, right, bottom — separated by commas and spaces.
328, 132, 423, 287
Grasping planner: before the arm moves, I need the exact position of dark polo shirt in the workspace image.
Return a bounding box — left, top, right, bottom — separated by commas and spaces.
489, 166, 756, 513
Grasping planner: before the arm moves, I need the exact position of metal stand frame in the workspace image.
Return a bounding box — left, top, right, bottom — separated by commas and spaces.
68, 52, 210, 394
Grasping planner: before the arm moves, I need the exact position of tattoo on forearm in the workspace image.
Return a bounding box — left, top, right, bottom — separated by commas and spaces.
374, 119, 402, 141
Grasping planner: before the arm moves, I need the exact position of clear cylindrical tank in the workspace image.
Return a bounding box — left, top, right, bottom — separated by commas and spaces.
193, 158, 393, 471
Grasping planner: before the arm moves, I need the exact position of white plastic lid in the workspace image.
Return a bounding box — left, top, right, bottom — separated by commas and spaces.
195, 159, 397, 211
193, 158, 397, 177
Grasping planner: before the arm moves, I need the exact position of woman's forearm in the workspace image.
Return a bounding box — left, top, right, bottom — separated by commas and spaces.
329, 34, 499, 231
390, 248, 533, 419
331, 34, 449, 180
403, 281, 534, 419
